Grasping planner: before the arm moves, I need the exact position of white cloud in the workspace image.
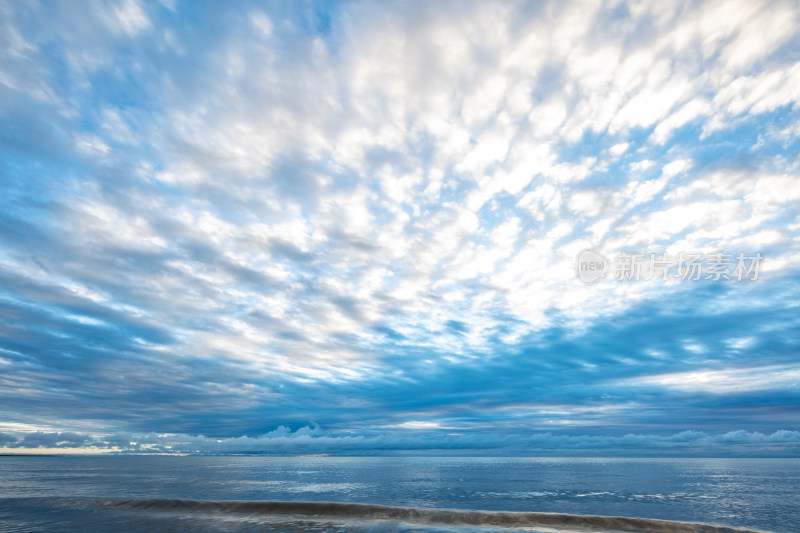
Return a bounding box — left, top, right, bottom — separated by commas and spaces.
249, 11, 273, 38
609, 142, 628, 157
21, 0, 797, 367
107, 0, 151, 37
621, 365, 800, 394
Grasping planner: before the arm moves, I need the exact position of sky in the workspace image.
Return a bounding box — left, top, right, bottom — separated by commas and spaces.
1, 0, 799, 456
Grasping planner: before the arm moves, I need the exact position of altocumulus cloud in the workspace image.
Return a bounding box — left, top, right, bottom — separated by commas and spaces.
0, 0, 799, 455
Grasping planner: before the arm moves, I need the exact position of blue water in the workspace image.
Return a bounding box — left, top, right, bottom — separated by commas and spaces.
0, 456, 798, 532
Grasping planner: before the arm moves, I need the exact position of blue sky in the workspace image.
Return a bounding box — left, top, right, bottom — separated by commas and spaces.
1, 0, 799, 455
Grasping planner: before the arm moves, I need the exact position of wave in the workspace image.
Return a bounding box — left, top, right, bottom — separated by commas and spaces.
88, 498, 770, 533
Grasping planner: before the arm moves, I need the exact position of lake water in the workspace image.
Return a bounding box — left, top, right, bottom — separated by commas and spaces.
0, 456, 797, 532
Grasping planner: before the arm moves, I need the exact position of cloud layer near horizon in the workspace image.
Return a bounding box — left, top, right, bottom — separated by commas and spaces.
1, 0, 799, 454
2, 426, 800, 457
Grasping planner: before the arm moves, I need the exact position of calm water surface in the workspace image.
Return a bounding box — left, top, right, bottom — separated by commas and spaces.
0, 456, 797, 532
